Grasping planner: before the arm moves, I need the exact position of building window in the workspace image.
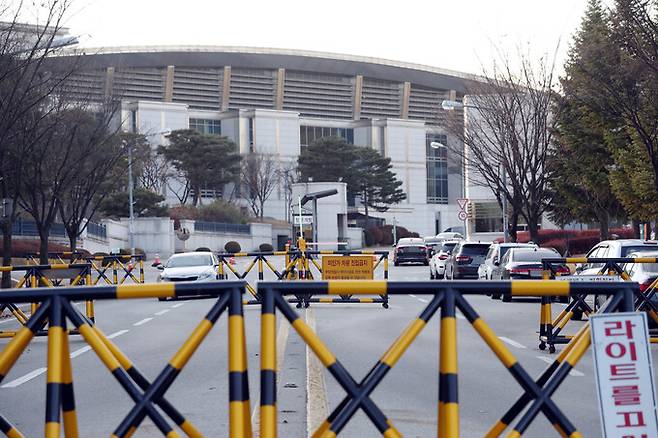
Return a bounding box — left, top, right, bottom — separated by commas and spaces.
189, 118, 221, 135
426, 133, 448, 204
299, 125, 354, 148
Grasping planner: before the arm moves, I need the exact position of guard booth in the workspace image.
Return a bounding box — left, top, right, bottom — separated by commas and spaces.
291, 182, 349, 250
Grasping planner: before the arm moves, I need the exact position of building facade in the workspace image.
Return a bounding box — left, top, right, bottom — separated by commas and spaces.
57, 46, 482, 237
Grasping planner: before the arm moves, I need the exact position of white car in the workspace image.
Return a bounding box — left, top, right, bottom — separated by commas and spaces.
478, 242, 538, 280
623, 251, 658, 318
436, 232, 464, 241
157, 252, 220, 283
429, 240, 460, 280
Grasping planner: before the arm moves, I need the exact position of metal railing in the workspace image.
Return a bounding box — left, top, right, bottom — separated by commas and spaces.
11, 219, 66, 237
194, 221, 250, 234
86, 221, 107, 239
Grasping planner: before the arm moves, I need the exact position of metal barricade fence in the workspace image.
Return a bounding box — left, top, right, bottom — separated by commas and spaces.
0, 263, 95, 338
291, 250, 389, 308
0, 280, 249, 438
257, 280, 638, 438
86, 255, 145, 285
216, 251, 300, 303
539, 257, 658, 352
27, 252, 86, 265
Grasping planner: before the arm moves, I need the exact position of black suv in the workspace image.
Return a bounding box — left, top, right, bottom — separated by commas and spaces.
445, 242, 490, 279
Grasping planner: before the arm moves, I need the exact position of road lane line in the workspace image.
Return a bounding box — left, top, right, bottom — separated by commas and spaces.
409, 294, 418, 298
306, 308, 329, 438
171, 303, 185, 308
1, 329, 131, 388
2, 367, 47, 388
154, 309, 170, 316
417, 298, 429, 303
498, 336, 527, 349
536, 356, 584, 376
133, 317, 153, 326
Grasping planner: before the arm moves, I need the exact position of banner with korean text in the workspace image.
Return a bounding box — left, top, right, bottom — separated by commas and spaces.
591, 312, 658, 438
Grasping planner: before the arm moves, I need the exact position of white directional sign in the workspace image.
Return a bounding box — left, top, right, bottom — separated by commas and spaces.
457, 198, 469, 211
590, 312, 658, 438
293, 215, 313, 225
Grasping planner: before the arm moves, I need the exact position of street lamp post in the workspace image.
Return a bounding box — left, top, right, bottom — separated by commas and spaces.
127, 141, 135, 255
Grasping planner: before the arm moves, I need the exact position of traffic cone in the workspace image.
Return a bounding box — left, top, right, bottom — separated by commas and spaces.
151, 253, 161, 267
127, 262, 134, 272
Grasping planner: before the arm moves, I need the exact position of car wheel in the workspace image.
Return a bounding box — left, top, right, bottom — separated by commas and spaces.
430, 271, 435, 280
491, 293, 501, 300
437, 273, 444, 280
394, 261, 399, 266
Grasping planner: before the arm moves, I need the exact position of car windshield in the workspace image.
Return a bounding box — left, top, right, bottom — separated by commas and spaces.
167, 254, 214, 268
440, 242, 458, 252
621, 245, 658, 257
460, 244, 490, 256
424, 238, 442, 245
512, 249, 557, 262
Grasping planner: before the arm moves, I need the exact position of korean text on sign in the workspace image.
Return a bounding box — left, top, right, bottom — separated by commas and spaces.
591, 312, 658, 438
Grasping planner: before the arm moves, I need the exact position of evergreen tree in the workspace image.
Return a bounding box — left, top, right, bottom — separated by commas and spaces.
159, 130, 241, 206
297, 137, 406, 219
549, 0, 625, 238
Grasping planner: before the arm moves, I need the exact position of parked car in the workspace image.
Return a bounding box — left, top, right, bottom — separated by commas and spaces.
423, 236, 444, 259
478, 242, 539, 280
572, 239, 658, 318
444, 242, 491, 280
436, 231, 464, 241
576, 239, 658, 276
621, 251, 658, 325
394, 238, 428, 266
429, 240, 460, 280
157, 251, 220, 283
495, 247, 566, 302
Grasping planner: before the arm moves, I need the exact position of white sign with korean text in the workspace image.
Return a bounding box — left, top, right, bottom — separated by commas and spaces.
591, 312, 658, 438
293, 215, 313, 225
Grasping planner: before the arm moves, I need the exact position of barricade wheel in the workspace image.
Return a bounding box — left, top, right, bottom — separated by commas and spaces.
539, 342, 546, 351
340, 294, 352, 300
491, 293, 501, 300
549, 345, 556, 354
502, 295, 512, 303
382, 302, 389, 309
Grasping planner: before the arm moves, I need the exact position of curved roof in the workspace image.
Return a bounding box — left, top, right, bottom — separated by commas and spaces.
59, 45, 481, 93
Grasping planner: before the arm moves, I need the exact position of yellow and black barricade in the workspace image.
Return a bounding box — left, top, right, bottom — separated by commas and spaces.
539, 257, 658, 352
27, 252, 86, 266
86, 254, 145, 285
216, 250, 305, 304
0, 280, 250, 438
290, 250, 390, 309
258, 279, 636, 437
0, 263, 95, 338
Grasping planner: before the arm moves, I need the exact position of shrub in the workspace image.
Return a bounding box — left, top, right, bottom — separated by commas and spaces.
197, 200, 251, 224
259, 243, 274, 252
195, 247, 212, 252
367, 227, 384, 245
224, 241, 241, 253
363, 229, 374, 247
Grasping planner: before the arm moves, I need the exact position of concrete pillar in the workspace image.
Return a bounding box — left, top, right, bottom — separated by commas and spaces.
353, 75, 363, 120
164, 65, 175, 102
275, 68, 285, 110
222, 66, 232, 111
401, 81, 411, 119
104, 67, 115, 97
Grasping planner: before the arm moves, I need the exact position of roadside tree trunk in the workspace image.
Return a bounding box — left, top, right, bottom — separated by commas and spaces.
1, 222, 12, 288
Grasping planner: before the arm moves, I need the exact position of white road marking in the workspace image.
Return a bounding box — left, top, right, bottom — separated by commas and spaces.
2, 368, 47, 388
409, 294, 418, 298
154, 309, 170, 316
133, 317, 153, 326
417, 298, 429, 303
536, 356, 584, 376
456, 313, 466, 321
306, 308, 329, 437
498, 336, 527, 349
2, 329, 130, 388
171, 303, 185, 308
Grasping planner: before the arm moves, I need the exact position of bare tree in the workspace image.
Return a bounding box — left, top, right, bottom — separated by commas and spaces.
56, 100, 125, 252
0, 0, 78, 283
240, 153, 281, 219
445, 48, 559, 241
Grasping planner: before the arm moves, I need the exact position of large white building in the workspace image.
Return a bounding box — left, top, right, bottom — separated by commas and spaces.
55, 46, 487, 237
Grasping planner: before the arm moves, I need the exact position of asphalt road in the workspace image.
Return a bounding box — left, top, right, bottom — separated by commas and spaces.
1, 254, 657, 437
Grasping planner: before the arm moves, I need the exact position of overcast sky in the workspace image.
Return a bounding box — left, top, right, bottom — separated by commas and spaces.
63, 0, 590, 76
